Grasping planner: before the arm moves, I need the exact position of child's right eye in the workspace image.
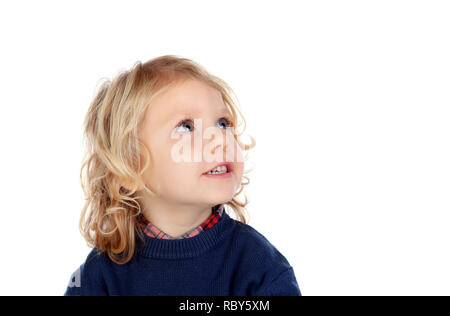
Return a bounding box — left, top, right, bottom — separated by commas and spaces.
175, 119, 194, 133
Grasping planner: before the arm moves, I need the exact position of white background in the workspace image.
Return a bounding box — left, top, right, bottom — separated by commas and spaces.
0, 0, 449, 296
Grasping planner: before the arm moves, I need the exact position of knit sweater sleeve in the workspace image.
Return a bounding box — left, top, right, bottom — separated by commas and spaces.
237, 224, 302, 296
64, 248, 108, 296
259, 267, 302, 296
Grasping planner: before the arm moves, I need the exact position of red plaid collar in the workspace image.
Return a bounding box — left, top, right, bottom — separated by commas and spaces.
137, 204, 224, 240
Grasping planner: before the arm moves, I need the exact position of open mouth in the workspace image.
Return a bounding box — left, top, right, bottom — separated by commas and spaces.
203, 163, 234, 175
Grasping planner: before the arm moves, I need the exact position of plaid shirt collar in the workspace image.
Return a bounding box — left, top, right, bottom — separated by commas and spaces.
137, 204, 224, 240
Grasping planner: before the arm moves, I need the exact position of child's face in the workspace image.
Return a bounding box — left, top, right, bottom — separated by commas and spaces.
137, 79, 244, 207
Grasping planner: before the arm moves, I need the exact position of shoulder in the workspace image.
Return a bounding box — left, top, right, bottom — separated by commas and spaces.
228, 219, 301, 295
232, 220, 291, 266
227, 219, 294, 277
79, 247, 108, 274
64, 248, 108, 296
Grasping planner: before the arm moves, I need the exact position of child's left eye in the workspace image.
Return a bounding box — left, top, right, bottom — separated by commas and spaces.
175, 117, 233, 133
217, 117, 233, 129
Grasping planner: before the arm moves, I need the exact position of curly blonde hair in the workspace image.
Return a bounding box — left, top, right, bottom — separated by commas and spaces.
79, 55, 256, 264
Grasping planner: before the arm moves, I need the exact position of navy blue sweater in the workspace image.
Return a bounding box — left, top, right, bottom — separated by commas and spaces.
64, 210, 302, 296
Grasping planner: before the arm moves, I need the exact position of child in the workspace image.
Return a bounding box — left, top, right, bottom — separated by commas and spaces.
64, 55, 302, 296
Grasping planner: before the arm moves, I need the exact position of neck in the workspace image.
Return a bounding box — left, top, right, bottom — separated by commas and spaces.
139, 196, 214, 239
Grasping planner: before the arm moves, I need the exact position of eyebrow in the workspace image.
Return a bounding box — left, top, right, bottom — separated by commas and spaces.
165, 107, 232, 125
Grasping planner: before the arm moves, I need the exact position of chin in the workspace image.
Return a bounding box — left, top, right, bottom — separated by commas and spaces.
202, 193, 234, 205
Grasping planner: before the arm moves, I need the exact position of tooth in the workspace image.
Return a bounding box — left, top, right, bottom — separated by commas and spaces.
208, 166, 227, 174
206, 165, 229, 174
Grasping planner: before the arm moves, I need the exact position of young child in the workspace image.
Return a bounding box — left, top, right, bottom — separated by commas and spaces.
64, 55, 302, 296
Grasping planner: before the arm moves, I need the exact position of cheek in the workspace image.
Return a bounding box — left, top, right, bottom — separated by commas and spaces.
155, 162, 198, 199
161, 144, 200, 182
163, 163, 194, 180
234, 161, 244, 183
143, 141, 184, 189
167, 132, 196, 162
232, 143, 245, 176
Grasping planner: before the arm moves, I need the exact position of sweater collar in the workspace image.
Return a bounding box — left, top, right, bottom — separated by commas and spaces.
137, 204, 225, 240
136, 207, 235, 260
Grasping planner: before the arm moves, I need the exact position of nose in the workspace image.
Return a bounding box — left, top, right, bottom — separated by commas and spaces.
209, 132, 224, 153
205, 128, 230, 161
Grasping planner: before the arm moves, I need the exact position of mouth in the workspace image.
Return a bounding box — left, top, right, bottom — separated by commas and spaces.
202, 162, 234, 177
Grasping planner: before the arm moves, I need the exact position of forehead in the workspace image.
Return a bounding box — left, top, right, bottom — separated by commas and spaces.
148, 79, 229, 125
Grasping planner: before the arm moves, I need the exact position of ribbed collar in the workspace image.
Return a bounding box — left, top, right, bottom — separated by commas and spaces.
137, 208, 235, 260
137, 204, 225, 240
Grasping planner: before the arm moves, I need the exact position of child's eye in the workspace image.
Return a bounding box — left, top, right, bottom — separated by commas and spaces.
175, 117, 233, 133
217, 117, 233, 129
176, 119, 194, 133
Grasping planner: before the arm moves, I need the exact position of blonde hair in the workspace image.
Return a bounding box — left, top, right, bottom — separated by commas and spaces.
79, 55, 256, 265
